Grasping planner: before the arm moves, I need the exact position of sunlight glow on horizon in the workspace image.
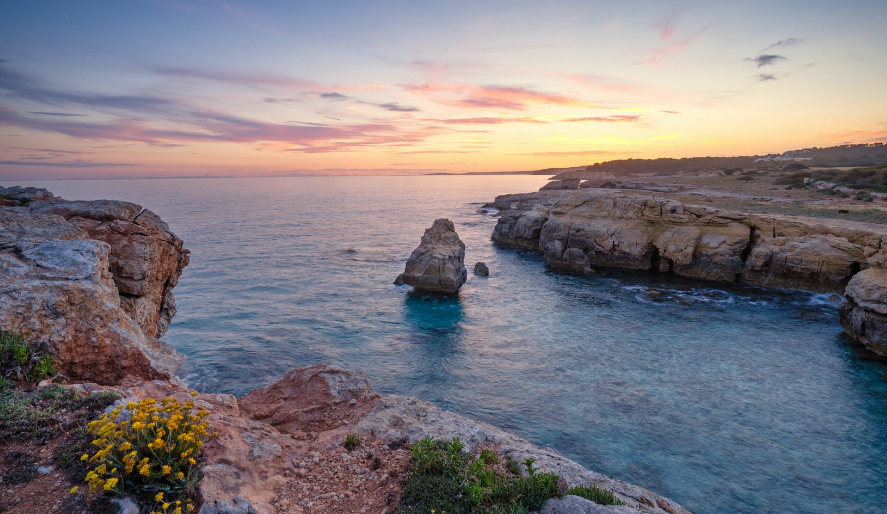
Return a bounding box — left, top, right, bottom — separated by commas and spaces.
1, 0, 886, 180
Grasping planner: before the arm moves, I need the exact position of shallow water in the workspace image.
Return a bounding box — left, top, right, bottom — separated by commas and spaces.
14, 176, 887, 514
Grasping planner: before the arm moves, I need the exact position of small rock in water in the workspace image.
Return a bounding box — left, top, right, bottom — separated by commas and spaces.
826, 294, 843, 305
474, 262, 489, 276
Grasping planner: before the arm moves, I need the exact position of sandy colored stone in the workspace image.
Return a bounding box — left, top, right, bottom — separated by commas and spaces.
396, 218, 467, 293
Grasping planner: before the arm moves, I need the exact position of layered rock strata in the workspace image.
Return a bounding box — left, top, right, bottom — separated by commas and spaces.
491, 189, 886, 292
0, 187, 188, 382
490, 189, 887, 354
395, 218, 468, 293
840, 264, 887, 356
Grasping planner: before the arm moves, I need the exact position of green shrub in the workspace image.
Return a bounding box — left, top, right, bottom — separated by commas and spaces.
774, 171, 811, 185
0, 330, 55, 382
566, 485, 624, 505
398, 438, 563, 514
343, 432, 361, 451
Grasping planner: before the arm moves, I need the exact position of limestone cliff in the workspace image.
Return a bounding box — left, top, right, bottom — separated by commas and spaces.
0, 186, 188, 382
491, 189, 887, 356
491, 190, 885, 292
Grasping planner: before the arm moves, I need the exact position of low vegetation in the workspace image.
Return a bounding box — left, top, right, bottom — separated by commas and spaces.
812, 164, 887, 193
78, 396, 217, 514
0, 330, 54, 382
397, 437, 623, 513
344, 432, 361, 451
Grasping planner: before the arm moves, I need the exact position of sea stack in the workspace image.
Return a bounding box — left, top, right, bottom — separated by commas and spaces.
395, 218, 467, 294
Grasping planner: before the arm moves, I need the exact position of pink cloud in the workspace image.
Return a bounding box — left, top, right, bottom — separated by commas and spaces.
562, 115, 641, 123
403, 83, 591, 111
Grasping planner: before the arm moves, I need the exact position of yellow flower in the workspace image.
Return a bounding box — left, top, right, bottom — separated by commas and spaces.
103, 478, 118, 490
163, 503, 170, 510
155, 492, 164, 501
161, 464, 172, 475
69, 486, 79, 494
176, 471, 185, 479
80, 454, 89, 461
190, 391, 198, 397
188, 458, 196, 465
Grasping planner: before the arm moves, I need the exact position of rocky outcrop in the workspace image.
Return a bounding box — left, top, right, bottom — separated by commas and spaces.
491, 190, 887, 293
395, 218, 468, 293
474, 261, 490, 276
358, 395, 689, 514
114, 364, 689, 514
0, 236, 184, 383
541, 179, 582, 191
21, 194, 190, 339
840, 264, 887, 356
0, 187, 187, 382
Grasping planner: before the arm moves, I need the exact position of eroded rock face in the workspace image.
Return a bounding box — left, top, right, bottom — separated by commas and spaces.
0, 187, 188, 383
0, 237, 184, 383
2, 190, 190, 338
840, 266, 887, 356
396, 218, 467, 293
491, 190, 887, 293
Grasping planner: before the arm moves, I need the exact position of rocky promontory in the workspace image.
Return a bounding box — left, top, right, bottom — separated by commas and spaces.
489, 189, 887, 355
0, 187, 690, 514
1, 186, 188, 383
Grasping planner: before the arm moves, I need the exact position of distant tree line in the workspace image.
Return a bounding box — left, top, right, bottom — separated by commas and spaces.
551, 143, 887, 179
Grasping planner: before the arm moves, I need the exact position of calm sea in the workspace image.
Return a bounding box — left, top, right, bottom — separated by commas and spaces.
11, 176, 887, 514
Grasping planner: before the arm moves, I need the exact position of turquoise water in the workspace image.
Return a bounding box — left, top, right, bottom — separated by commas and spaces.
14, 176, 887, 514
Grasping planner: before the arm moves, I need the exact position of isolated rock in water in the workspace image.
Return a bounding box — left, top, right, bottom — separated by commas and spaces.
474, 262, 489, 276
396, 218, 467, 293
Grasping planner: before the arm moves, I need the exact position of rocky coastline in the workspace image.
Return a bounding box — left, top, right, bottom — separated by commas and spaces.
0, 186, 689, 514
488, 188, 887, 357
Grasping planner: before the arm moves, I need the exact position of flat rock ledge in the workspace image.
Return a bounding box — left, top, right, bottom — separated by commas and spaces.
489, 189, 887, 356
396, 218, 468, 294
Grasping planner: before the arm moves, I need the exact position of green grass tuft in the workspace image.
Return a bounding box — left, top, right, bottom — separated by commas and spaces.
566, 485, 624, 506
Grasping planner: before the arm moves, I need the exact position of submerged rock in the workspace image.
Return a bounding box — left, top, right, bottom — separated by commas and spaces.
474, 261, 490, 276
395, 218, 467, 293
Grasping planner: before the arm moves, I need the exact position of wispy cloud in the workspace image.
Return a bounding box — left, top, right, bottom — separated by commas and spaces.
403, 83, 590, 111
562, 115, 641, 123
746, 54, 787, 67
27, 111, 89, 117
654, 4, 689, 40
762, 38, 803, 52
756, 73, 777, 82
0, 159, 138, 168
642, 25, 708, 66
429, 117, 547, 125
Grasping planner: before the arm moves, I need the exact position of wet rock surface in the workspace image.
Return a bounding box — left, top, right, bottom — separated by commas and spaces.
395, 218, 467, 293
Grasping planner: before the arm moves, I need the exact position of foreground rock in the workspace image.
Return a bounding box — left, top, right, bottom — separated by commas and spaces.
0, 186, 187, 383
395, 218, 468, 293
115, 365, 688, 514
474, 261, 490, 276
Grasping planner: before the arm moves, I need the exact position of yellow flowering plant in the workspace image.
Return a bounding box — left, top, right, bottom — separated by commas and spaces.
79, 396, 217, 514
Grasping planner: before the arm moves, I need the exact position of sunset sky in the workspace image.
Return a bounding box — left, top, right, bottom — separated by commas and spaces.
1, 0, 886, 179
